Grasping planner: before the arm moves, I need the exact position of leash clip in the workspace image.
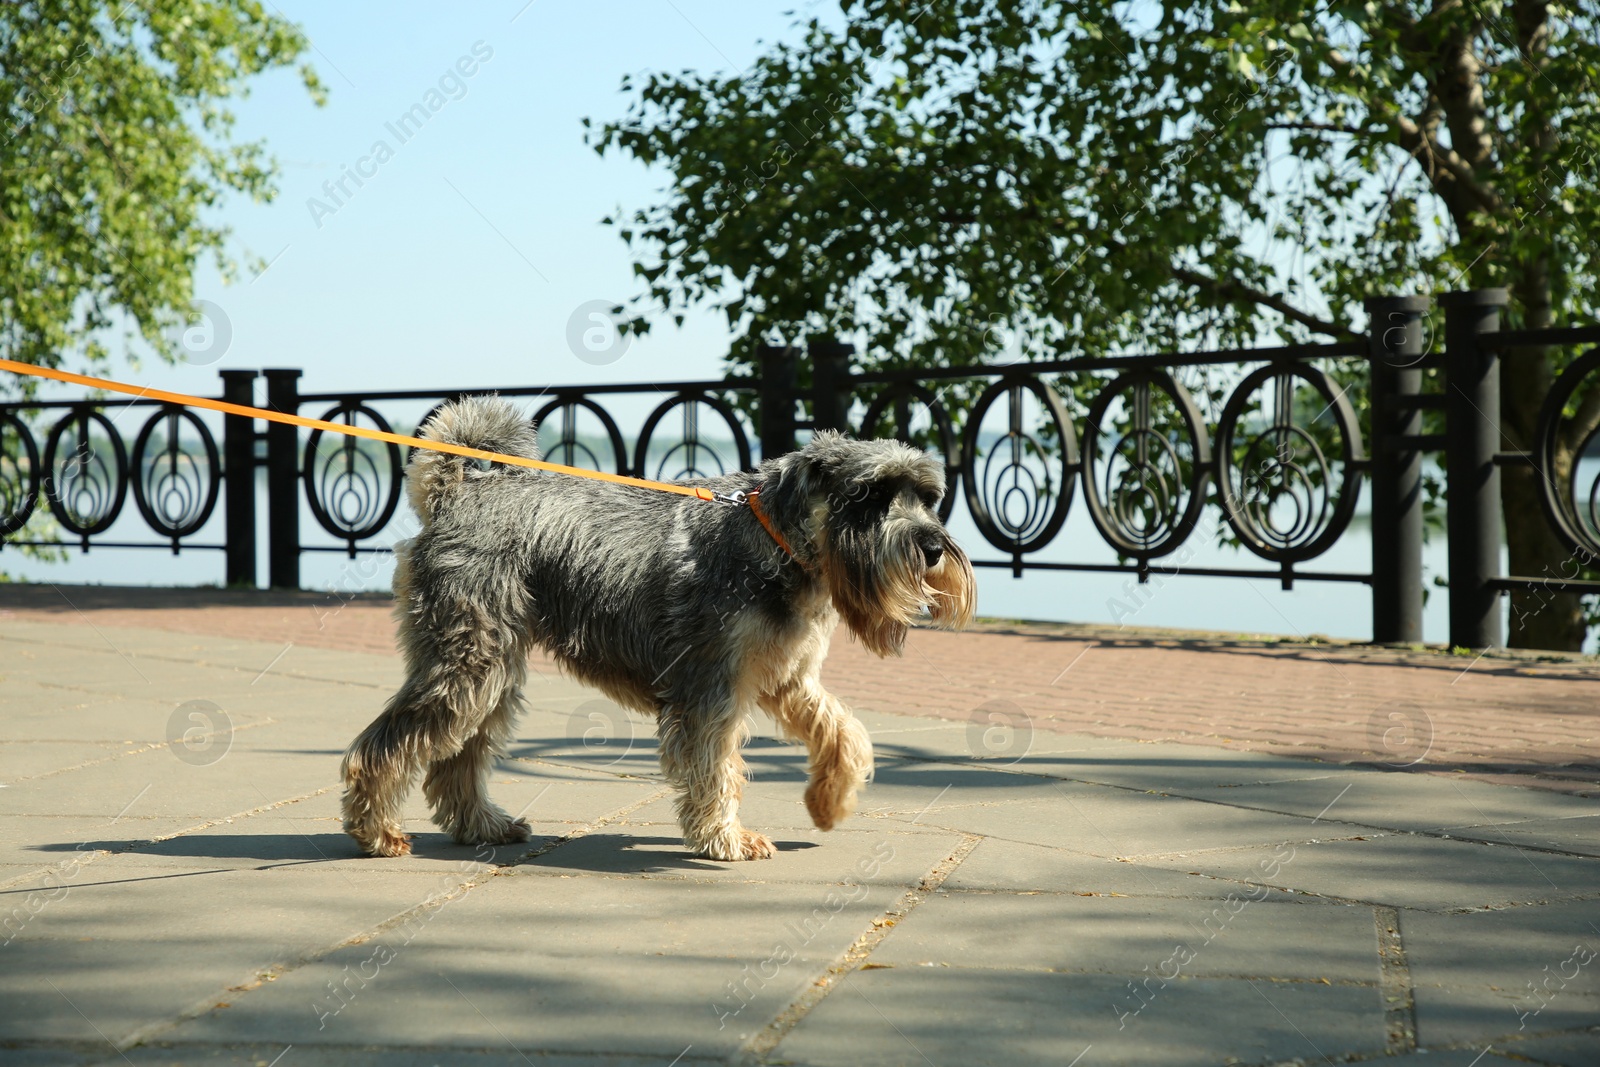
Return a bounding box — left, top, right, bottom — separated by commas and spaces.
710, 489, 749, 507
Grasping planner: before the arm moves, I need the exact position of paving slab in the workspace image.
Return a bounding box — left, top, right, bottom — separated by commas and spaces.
871, 891, 1380, 981
1490, 1027, 1600, 1067
903, 780, 1367, 859
5, 610, 1600, 1067
1140, 833, 1600, 910
778, 967, 1386, 1067
169, 947, 818, 1059
1173, 770, 1600, 834
1442, 814, 1600, 857
940, 835, 1304, 897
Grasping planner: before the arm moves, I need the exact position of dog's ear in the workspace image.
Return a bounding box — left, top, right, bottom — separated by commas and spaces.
753, 432, 847, 557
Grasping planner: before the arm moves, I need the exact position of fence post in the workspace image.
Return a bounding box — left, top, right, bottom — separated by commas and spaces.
219, 370, 258, 588
262, 368, 302, 590
1443, 288, 1509, 650
809, 340, 854, 433
757, 344, 798, 461
1366, 295, 1430, 644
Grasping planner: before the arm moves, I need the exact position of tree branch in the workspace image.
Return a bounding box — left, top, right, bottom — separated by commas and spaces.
1166, 263, 1354, 338
1392, 110, 1502, 216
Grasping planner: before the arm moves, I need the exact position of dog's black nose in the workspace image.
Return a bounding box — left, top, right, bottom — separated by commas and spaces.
922, 541, 943, 568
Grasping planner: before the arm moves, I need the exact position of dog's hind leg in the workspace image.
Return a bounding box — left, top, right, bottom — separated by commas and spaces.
422, 673, 533, 848
657, 700, 774, 861
761, 675, 874, 832
341, 601, 525, 857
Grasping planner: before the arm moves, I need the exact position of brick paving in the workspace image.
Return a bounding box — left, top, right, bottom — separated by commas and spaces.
3, 583, 1597, 795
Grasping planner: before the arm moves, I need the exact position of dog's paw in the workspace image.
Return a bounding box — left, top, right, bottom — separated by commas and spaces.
804, 780, 856, 832
481, 816, 533, 846
700, 828, 776, 861
451, 812, 533, 847
737, 829, 776, 860
358, 828, 412, 858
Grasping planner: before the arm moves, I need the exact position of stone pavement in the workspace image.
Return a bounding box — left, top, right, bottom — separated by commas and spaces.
1, 594, 1598, 1066
5, 584, 1599, 795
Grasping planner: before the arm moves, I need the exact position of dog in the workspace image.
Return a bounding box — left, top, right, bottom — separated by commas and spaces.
340, 396, 976, 861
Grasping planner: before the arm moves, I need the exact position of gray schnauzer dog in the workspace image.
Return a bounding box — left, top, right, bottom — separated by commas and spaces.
341, 396, 976, 861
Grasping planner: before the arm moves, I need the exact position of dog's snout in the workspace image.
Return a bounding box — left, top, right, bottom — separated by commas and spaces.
921, 540, 943, 568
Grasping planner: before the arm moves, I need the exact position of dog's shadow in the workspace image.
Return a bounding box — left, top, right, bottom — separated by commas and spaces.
523, 832, 819, 876
29, 830, 818, 873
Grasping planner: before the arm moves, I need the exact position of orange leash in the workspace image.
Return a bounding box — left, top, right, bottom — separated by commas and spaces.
0, 358, 719, 502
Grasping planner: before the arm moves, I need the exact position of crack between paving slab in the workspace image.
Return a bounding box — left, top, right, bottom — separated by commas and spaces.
1374, 905, 1418, 1054
0, 631, 396, 693
6, 1036, 726, 1065
0, 786, 335, 892
734, 833, 982, 1066
7, 719, 281, 784
108, 785, 672, 1052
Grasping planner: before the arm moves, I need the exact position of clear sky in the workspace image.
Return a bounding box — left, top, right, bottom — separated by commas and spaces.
105, 1, 807, 400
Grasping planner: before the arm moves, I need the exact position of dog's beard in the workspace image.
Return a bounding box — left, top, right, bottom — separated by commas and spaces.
824, 518, 973, 656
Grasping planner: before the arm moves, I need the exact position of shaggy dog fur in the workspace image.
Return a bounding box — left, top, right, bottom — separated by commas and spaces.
340, 396, 976, 861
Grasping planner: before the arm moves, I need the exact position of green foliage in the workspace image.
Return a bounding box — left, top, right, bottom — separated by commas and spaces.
0, 0, 323, 389
592, 0, 1600, 371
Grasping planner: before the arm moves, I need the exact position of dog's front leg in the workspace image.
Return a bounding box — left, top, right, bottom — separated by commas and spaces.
657, 702, 774, 861
761, 678, 874, 831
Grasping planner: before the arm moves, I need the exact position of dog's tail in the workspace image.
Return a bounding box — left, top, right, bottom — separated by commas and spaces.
406, 396, 540, 523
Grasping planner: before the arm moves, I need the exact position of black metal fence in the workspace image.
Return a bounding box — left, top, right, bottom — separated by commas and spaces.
4, 288, 1600, 650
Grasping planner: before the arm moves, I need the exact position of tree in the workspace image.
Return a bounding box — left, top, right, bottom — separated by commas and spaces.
593, 0, 1600, 649
1, 0, 323, 380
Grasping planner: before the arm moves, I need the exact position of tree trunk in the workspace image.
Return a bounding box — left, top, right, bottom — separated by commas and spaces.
1501, 268, 1586, 650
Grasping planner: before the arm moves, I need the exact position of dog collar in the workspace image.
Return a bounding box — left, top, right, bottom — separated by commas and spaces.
709, 484, 804, 567
747, 486, 798, 561
747, 486, 802, 566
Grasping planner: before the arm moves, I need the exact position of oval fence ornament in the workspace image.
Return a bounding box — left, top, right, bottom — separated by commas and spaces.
0, 413, 41, 537
1214, 365, 1364, 564
1082, 370, 1211, 561
303, 402, 403, 547
132, 406, 221, 541
533, 396, 630, 474
43, 408, 129, 537
1534, 348, 1600, 559
961, 376, 1078, 556
635, 393, 752, 482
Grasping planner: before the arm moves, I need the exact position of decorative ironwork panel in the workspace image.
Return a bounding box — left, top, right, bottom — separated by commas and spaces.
858, 382, 960, 522
42, 407, 129, 538
1533, 347, 1600, 557
635, 392, 753, 481
1082, 370, 1211, 560
1214, 365, 1364, 563
532, 396, 629, 474
0, 413, 41, 538
303, 402, 403, 547
960, 375, 1078, 555
132, 406, 221, 544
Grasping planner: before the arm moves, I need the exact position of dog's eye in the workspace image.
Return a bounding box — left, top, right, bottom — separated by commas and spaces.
920, 491, 940, 509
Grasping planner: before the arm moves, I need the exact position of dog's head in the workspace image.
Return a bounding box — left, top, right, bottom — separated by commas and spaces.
407, 396, 540, 523
762, 431, 976, 656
